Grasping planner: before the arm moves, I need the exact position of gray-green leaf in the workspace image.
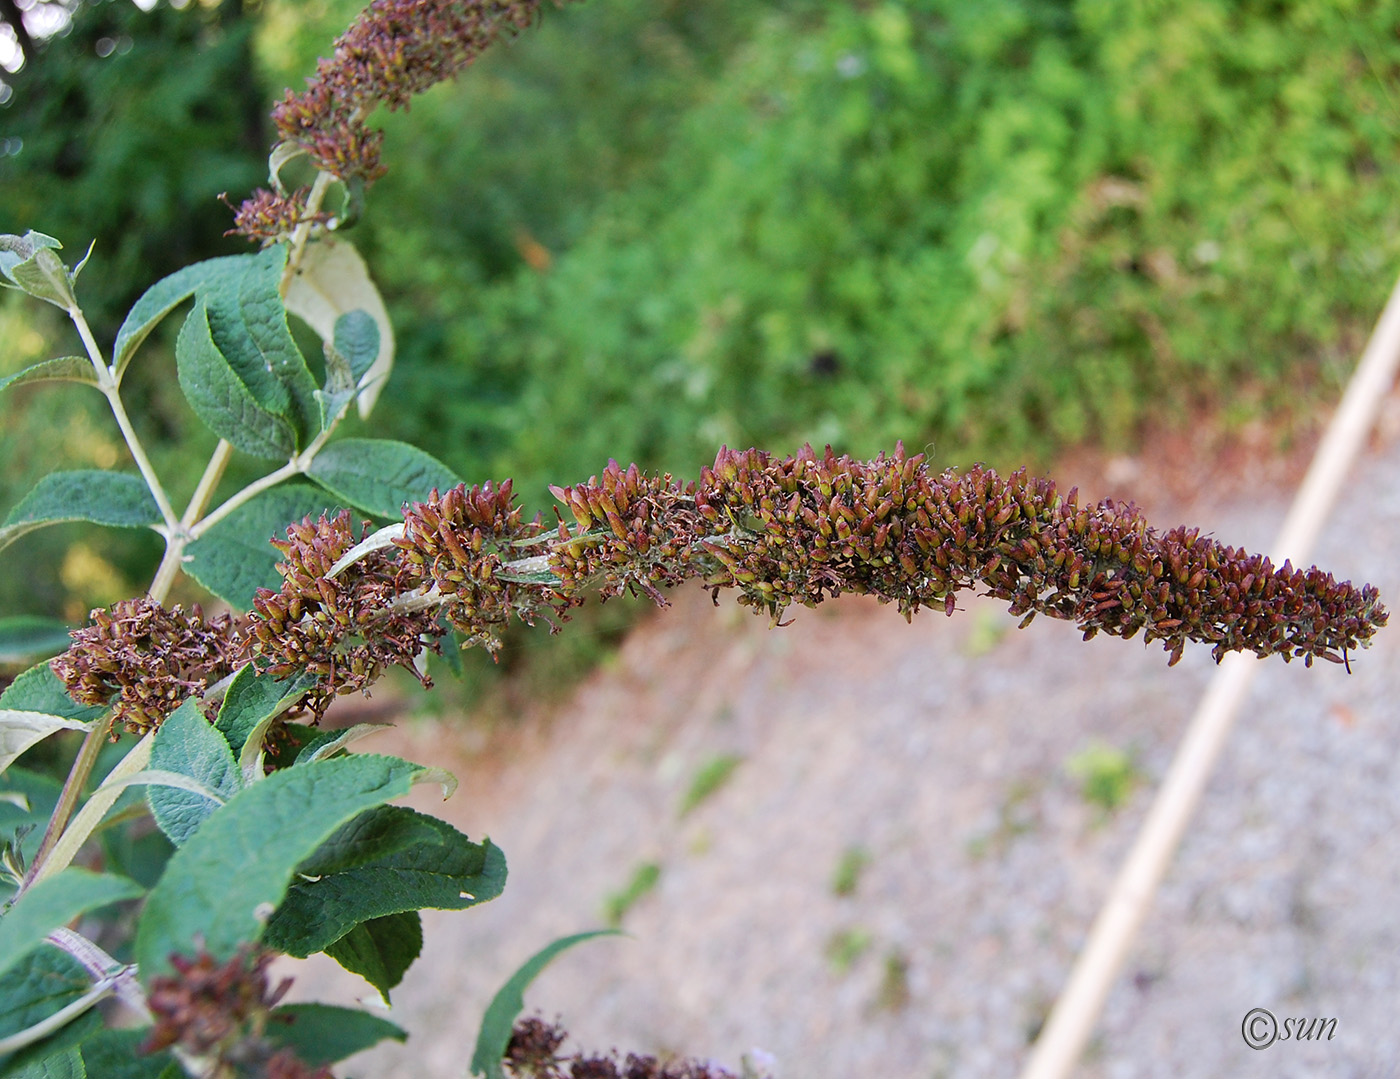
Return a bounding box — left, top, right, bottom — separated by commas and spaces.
307, 439, 461, 519
265, 1002, 406, 1066
184, 483, 339, 608
321, 912, 421, 1002
76, 1029, 179, 1079
263, 807, 505, 960
283, 238, 394, 418
148, 700, 240, 846
0, 472, 161, 556
112, 253, 253, 377
0, 998, 102, 1077
0, 666, 104, 725
0, 713, 88, 779
175, 299, 297, 461
0, 620, 73, 666
214, 665, 316, 759
133, 754, 429, 980
0, 948, 91, 1048
332, 311, 379, 385
0, 233, 77, 310
0, 359, 98, 395
204, 245, 321, 448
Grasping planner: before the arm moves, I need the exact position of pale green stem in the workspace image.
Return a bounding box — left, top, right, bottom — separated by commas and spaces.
148, 438, 236, 602
182, 439, 236, 530
280, 168, 336, 295
30, 731, 155, 886
0, 979, 115, 1054
147, 548, 185, 605
189, 457, 302, 539
19, 713, 113, 893
70, 305, 180, 534
190, 398, 348, 539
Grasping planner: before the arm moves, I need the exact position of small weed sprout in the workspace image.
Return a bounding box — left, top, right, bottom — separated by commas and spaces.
831, 845, 871, 898
603, 861, 662, 927
1066, 741, 1143, 815
679, 754, 745, 819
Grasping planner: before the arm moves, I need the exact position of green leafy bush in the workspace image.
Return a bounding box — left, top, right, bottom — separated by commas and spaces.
369, 0, 1400, 498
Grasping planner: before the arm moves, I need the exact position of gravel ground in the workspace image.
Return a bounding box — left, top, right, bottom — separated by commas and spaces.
288, 422, 1400, 1079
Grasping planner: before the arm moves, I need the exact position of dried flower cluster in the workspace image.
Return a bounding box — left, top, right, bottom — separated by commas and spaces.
235, 0, 573, 240
51, 598, 247, 734
249, 511, 440, 717
681, 445, 1386, 667
53, 447, 1387, 734
224, 187, 332, 246
143, 948, 329, 1078
505, 1016, 753, 1079
548, 463, 701, 604
394, 478, 561, 647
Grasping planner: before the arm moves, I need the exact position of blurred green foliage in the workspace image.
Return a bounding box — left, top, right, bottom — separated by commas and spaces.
0, 0, 266, 334
359, 0, 1400, 505
1066, 739, 1142, 815
3, 0, 1398, 693
0, 0, 266, 617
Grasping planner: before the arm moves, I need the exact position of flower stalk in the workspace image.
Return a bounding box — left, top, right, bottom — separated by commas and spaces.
53, 444, 1387, 736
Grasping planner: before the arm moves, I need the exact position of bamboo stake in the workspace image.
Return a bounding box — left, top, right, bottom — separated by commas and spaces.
1021, 270, 1400, 1079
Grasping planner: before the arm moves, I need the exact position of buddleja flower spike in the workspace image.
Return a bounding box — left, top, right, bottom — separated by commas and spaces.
234, 0, 577, 241
56, 446, 1386, 734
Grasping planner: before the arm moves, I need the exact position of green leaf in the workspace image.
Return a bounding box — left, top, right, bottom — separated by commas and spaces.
214, 665, 316, 760
307, 439, 461, 519
333, 311, 380, 386
289, 805, 438, 879
0, 714, 88, 779
6, 1049, 83, 1079
204, 245, 321, 448
0, 870, 143, 982
3, 1051, 83, 1079
265, 1002, 405, 1066
264, 806, 505, 960
0, 768, 62, 888
112, 254, 253, 377
77, 1030, 178, 1079
0, 234, 76, 311
470, 931, 622, 1079
0, 1004, 101, 1077
0, 233, 61, 280
148, 701, 240, 846
316, 310, 381, 427
292, 723, 392, 766
0, 668, 103, 725
0, 473, 161, 555
0, 949, 91, 1047
0, 620, 72, 666
0, 360, 97, 395
321, 912, 421, 1002
133, 754, 429, 981
0, 769, 61, 856
283, 237, 394, 418
97, 826, 173, 895
184, 484, 340, 608
175, 299, 297, 461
